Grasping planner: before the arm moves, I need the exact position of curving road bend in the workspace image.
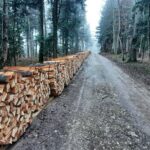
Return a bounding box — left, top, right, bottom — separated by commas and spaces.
9, 53, 150, 150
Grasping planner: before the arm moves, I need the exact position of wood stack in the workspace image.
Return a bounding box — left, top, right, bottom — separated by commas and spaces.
0, 51, 90, 145
0, 66, 51, 144
43, 61, 66, 96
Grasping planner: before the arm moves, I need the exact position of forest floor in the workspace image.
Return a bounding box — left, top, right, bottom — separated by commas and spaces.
7, 53, 150, 150
17, 58, 38, 66
102, 53, 150, 89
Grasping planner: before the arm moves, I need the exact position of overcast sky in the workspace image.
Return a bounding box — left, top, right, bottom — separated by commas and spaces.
86, 0, 106, 36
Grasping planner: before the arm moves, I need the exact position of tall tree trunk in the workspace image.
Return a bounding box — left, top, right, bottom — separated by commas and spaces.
30, 29, 34, 59
128, 7, 137, 62
117, 0, 121, 54
148, 3, 150, 60
26, 15, 30, 58
2, 0, 8, 67
35, 40, 38, 58
112, 2, 117, 54
75, 33, 79, 52
126, 38, 129, 53
64, 30, 69, 55
44, 3, 47, 38
12, 0, 17, 66
62, 32, 65, 55
39, 0, 44, 63
52, 0, 59, 58
139, 35, 143, 58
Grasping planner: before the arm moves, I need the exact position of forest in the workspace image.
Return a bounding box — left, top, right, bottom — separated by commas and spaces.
0, 0, 91, 68
97, 0, 150, 62
1, 0, 150, 148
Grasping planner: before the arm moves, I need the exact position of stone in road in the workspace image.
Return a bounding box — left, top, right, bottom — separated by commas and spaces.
9, 53, 150, 150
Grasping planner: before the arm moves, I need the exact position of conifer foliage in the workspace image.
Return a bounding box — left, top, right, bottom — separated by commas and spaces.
97, 0, 150, 62
0, 0, 91, 67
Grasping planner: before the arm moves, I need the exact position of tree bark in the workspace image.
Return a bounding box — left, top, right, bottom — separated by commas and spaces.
113, 4, 117, 54
64, 29, 69, 55
39, 0, 45, 63
117, 0, 121, 54
139, 35, 143, 58
148, 3, 150, 60
12, 0, 17, 66
2, 0, 8, 67
52, 0, 59, 58
26, 15, 30, 58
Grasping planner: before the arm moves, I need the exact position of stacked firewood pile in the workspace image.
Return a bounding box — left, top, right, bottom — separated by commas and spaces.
0, 51, 90, 145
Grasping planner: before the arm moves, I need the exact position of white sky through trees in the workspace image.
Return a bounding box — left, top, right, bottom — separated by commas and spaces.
86, 0, 106, 52
86, 0, 106, 36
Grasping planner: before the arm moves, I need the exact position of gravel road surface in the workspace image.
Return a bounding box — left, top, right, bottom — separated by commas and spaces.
8, 53, 150, 150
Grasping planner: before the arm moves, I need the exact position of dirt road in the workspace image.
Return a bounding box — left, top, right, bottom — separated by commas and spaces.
9, 53, 150, 150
